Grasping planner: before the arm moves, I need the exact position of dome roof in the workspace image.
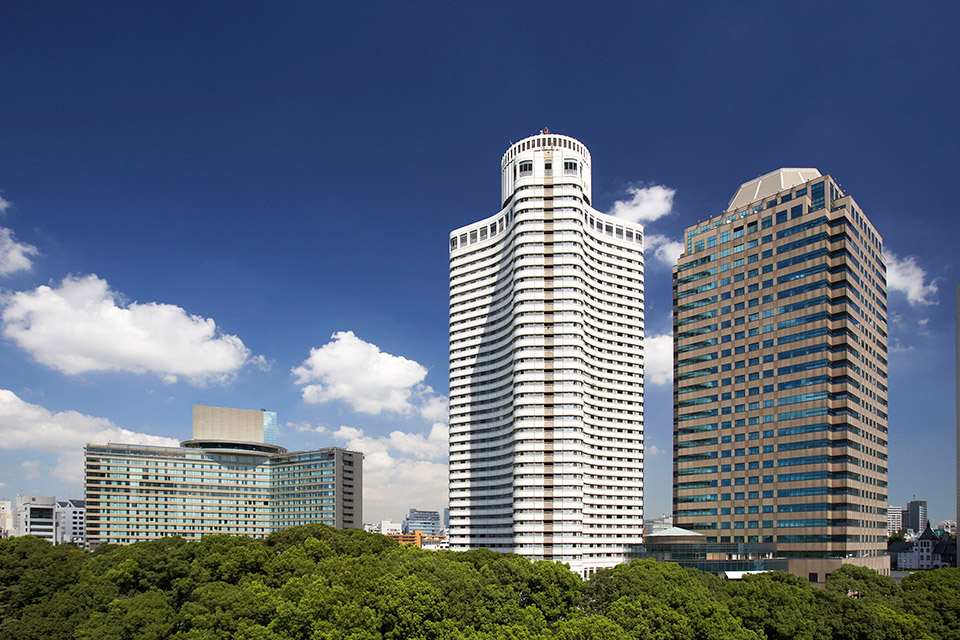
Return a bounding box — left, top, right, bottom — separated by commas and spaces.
727, 168, 821, 212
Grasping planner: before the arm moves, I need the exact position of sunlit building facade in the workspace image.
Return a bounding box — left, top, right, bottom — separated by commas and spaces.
85, 405, 362, 546
448, 131, 645, 575
55, 499, 86, 545
673, 169, 889, 577
13, 495, 56, 543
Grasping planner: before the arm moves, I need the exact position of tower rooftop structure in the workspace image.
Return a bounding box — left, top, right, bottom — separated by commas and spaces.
181, 404, 285, 455
726, 168, 822, 212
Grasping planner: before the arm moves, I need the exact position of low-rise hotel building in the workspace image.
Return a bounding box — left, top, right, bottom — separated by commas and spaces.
84, 405, 361, 546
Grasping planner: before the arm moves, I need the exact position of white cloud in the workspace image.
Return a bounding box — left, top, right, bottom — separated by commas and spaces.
646, 444, 666, 456
0, 389, 179, 452
0, 390, 178, 486
293, 331, 446, 417
610, 184, 676, 223
644, 332, 673, 385
890, 341, 915, 354
1, 274, 258, 384
21, 460, 41, 481
53, 450, 85, 484
0, 227, 38, 276
644, 233, 684, 266
287, 421, 326, 434
886, 253, 938, 306
418, 392, 449, 423
330, 424, 448, 521
0, 195, 11, 215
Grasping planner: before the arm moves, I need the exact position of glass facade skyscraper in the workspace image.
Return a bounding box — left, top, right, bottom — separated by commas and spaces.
673, 168, 889, 576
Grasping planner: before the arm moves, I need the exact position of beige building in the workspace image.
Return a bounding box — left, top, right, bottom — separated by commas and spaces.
85, 405, 362, 546
673, 169, 889, 580
0, 500, 12, 538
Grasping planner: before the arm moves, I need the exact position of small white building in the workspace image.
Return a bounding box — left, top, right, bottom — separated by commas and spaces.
367, 519, 402, 535
55, 499, 86, 546
887, 505, 903, 536
14, 495, 56, 543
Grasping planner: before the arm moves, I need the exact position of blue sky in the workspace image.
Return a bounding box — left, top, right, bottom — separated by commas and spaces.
0, 3, 956, 526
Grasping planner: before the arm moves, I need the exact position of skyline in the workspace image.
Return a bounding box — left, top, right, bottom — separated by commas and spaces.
0, 3, 957, 526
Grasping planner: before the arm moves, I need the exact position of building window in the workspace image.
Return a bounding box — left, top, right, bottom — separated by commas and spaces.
519, 161, 533, 176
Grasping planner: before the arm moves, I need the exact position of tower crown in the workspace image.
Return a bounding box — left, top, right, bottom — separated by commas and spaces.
500, 132, 592, 207
726, 168, 821, 212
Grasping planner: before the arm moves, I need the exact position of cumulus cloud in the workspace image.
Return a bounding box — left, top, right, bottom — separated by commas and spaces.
889, 341, 915, 354
644, 332, 674, 385
21, 460, 41, 481
886, 253, 938, 306
293, 331, 447, 417
0, 390, 178, 484
607, 185, 682, 266
0, 389, 179, 451
610, 184, 676, 223
644, 233, 684, 266
1, 274, 258, 384
0, 195, 11, 215
646, 444, 667, 456
287, 421, 326, 434
331, 424, 448, 521
0, 227, 38, 276
418, 392, 449, 423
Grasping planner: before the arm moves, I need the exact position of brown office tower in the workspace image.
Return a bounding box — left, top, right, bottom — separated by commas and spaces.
672, 169, 890, 580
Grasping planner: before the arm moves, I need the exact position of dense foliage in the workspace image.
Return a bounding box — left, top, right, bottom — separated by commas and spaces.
1, 526, 957, 639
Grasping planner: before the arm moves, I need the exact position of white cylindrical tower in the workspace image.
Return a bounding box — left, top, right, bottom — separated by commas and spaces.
500, 132, 593, 207
448, 131, 645, 575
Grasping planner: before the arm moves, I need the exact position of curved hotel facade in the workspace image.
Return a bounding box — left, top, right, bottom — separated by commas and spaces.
448, 132, 645, 575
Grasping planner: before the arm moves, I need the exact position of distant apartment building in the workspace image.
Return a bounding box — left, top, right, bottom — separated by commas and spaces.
403, 509, 442, 535
904, 499, 927, 535
673, 169, 890, 580
55, 499, 86, 545
365, 520, 402, 535
644, 514, 675, 536
385, 529, 449, 550
0, 500, 13, 538
84, 405, 362, 546
14, 495, 57, 543
887, 505, 903, 536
